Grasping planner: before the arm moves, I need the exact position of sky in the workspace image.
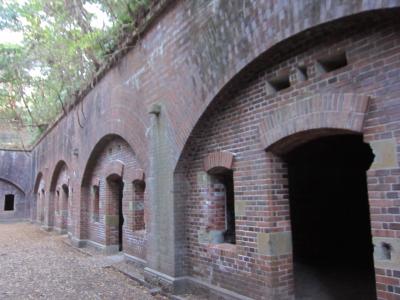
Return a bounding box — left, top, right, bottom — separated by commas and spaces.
0, 29, 23, 44
0, 2, 111, 45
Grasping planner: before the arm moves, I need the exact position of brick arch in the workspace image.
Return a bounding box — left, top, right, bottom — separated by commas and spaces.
203, 151, 235, 173
258, 93, 370, 154
33, 172, 44, 194
78, 107, 148, 182
171, 7, 400, 167
48, 160, 70, 232
32, 171, 43, 222
33, 172, 46, 224
80, 133, 140, 187
78, 133, 145, 254
104, 160, 124, 180
0, 177, 25, 195
50, 160, 69, 192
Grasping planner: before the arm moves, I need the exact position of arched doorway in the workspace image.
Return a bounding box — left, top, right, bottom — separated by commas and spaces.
33, 172, 44, 223
285, 134, 376, 299
49, 161, 70, 233
79, 135, 145, 257
56, 184, 69, 233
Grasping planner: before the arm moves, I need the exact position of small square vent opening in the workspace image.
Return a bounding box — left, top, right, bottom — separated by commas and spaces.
266, 74, 291, 94
317, 51, 348, 73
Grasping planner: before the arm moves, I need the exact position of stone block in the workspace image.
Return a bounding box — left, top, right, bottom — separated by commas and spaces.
373, 237, 400, 269
235, 201, 246, 216
105, 215, 119, 226
257, 231, 292, 256
370, 138, 398, 169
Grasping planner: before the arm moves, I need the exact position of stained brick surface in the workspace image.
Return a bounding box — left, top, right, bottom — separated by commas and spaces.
0, 1, 400, 299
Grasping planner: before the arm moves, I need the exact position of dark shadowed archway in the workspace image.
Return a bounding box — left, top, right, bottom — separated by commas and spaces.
49, 161, 70, 233
33, 172, 44, 223
284, 134, 376, 299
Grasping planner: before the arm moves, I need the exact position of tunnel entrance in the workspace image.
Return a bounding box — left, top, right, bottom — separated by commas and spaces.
286, 134, 377, 300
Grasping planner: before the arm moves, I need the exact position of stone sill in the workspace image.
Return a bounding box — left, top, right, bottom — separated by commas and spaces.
208, 243, 237, 257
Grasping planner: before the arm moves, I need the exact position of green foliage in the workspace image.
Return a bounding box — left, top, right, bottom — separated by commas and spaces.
0, 0, 150, 147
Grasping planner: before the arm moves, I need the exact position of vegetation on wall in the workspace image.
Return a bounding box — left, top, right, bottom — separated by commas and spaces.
0, 0, 150, 148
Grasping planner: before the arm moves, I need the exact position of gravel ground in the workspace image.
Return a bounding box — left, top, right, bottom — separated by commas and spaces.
0, 222, 161, 300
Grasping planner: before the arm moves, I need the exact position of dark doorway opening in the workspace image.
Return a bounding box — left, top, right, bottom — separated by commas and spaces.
4, 194, 14, 211
118, 180, 124, 252
219, 172, 236, 244
61, 185, 69, 231
286, 134, 377, 300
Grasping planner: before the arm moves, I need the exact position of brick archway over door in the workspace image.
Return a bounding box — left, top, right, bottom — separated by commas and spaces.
259, 93, 370, 154
257, 93, 374, 298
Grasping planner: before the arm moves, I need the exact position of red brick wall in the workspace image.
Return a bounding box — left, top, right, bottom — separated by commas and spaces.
80, 136, 147, 259
35, 178, 46, 224
49, 163, 70, 232
175, 20, 400, 299
17, 2, 400, 299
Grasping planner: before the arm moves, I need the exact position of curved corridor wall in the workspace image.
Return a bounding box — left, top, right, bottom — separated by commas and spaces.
0, 150, 32, 221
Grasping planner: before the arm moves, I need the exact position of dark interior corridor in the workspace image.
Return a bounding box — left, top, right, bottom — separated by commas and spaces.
286, 134, 377, 300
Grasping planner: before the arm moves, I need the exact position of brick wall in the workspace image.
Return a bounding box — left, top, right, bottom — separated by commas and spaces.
0, 180, 26, 220
80, 136, 147, 259
0, 150, 32, 221
0, 1, 397, 299
175, 19, 400, 299
49, 162, 70, 233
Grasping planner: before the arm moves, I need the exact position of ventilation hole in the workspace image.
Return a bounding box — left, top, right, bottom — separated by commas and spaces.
317, 51, 348, 73
297, 66, 308, 81
382, 242, 392, 260
266, 74, 291, 94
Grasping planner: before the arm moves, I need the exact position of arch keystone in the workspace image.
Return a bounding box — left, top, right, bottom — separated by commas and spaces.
203, 151, 235, 173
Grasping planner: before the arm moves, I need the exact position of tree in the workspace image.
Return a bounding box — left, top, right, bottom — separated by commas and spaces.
0, 0, 150, 148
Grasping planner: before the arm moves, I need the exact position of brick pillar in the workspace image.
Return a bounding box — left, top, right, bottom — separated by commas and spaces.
40, 191, 45, 225
67, 186, 73, 235
60, 186, 68, 232
31, 193, 37, 222
54, 188, 60, 230
45, 191, 55, 230
258, 152, 294, 299
43, 189, 53, 231
36, 192, 41, 223
366, 138, 400, 299
75, 182, 89, 246
145, 104, 187, 292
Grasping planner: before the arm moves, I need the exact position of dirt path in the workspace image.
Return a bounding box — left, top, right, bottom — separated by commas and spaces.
0, 222, 158, 300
